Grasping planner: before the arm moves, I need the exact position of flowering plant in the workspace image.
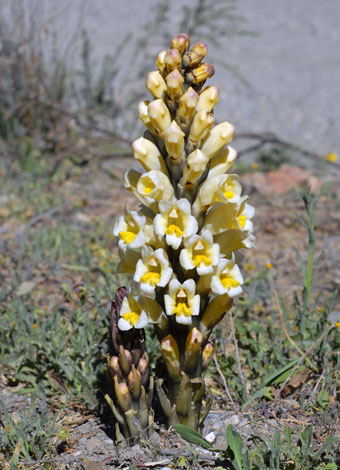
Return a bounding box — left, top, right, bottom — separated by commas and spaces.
106, 33, 255, 441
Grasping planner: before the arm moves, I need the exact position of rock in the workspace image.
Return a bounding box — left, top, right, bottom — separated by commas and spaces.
86, 437, 102, 453
204, 432, 216, 443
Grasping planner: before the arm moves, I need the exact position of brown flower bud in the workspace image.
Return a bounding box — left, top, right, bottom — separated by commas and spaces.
109, 356, 123, 380
171, 33, 190, 54
186, 63, 215, 84
182, 41, 208, 68
114, 375, 131, 412
119, 345, 133, 377
165, 48, 182, 73
128, 365, 141, 401
202, 341, 215, 370
161, 335, 181, 382
184, 327, 203, 373
137, 352, 150, 386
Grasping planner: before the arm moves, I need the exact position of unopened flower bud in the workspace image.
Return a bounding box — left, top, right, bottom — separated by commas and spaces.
177, 87, 199, 124
171, 33, 190, 54
181, 149, 209, 187
166, 69, 184, 101
183, 42, 208, 68
188, 110, 214, 144
114, 375, 131, 412
208, 146, 237, 178
138, 100, 156, 134
109, 356, 123, 380
132, 137, 168, 174
146, 71, 167, 99
161, 335, 181, 382
201, 122, 235, 159
137, 352, 150, 386
128, 365, 141, 401
186, 63, 215, 84
165, 48, 182, 72
202, 341, 215, 369
156, 50, 167, 75
163, 121, 185, 160
119, 345, 133, 377
148, 99, 172, 135
196, 86, 219, 113
184, 327, 203, 373
201, 294, 233, 331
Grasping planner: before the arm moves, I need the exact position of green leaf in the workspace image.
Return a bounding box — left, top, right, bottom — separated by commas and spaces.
173, 424, 213, 450
261, 358, 300, 387
226, 424, 245, 470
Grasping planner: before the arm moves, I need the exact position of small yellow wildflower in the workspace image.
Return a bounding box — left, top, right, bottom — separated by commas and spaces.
44, 306, 48, 311
326, 152, 337, 163
33, 323, 38, 329
251, 162, 259, 170
266, 262, 272, 269
336, 322, 340, 328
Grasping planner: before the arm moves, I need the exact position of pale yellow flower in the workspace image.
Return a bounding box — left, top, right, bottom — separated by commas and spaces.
180, 230, 220, 275
134, 247, 173, 294
154, 199, 198, 249
118, 296, 148, 331
164, 279, 200, 325
113, 208, 146, 251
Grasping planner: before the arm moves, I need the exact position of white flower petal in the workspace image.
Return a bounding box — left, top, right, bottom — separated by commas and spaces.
184, 216, 198, 238
176, 314, 192, 325
183, 279, 196, 295
135, 310, 148, 329
159, 266, 173, 287
133, 259, 147, 282
118, 318, 133, 331
166, 233, 182, 249
179, 249, 195, 270
197, 264, 214, 275
192, 295, 200, 316
164, 294, 175, 315
176, 198, 191, 214
168, 279, 181, 295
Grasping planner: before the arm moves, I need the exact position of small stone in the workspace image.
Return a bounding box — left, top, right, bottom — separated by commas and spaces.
86, 437, 102, 453
204, 432, 216, 443
230, 415, 240, 425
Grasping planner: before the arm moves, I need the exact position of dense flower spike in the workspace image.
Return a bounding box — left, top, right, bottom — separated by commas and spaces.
111, 33, 255, 438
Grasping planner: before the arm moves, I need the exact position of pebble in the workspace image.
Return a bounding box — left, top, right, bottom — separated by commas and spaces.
204, 432, 216, 443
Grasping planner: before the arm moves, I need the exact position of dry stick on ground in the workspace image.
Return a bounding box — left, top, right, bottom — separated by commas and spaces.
213, 355, 234, 404
274, 291, 318, 373
273, 323, 335, 403
229, 311, 245, 386
236, 132, 340, 172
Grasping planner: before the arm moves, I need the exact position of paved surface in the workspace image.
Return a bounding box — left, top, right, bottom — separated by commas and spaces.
9, 0, 340, 155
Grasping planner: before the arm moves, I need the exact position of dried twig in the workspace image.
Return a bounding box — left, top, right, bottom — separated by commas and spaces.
274, 324, 334, 402
235, 131, 340, 171
229, 311, 244, 385
213, 355, 234, 404
274, 291, 318, 372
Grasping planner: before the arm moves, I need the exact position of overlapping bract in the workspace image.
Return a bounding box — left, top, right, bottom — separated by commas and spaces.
111, 33, 255, 434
